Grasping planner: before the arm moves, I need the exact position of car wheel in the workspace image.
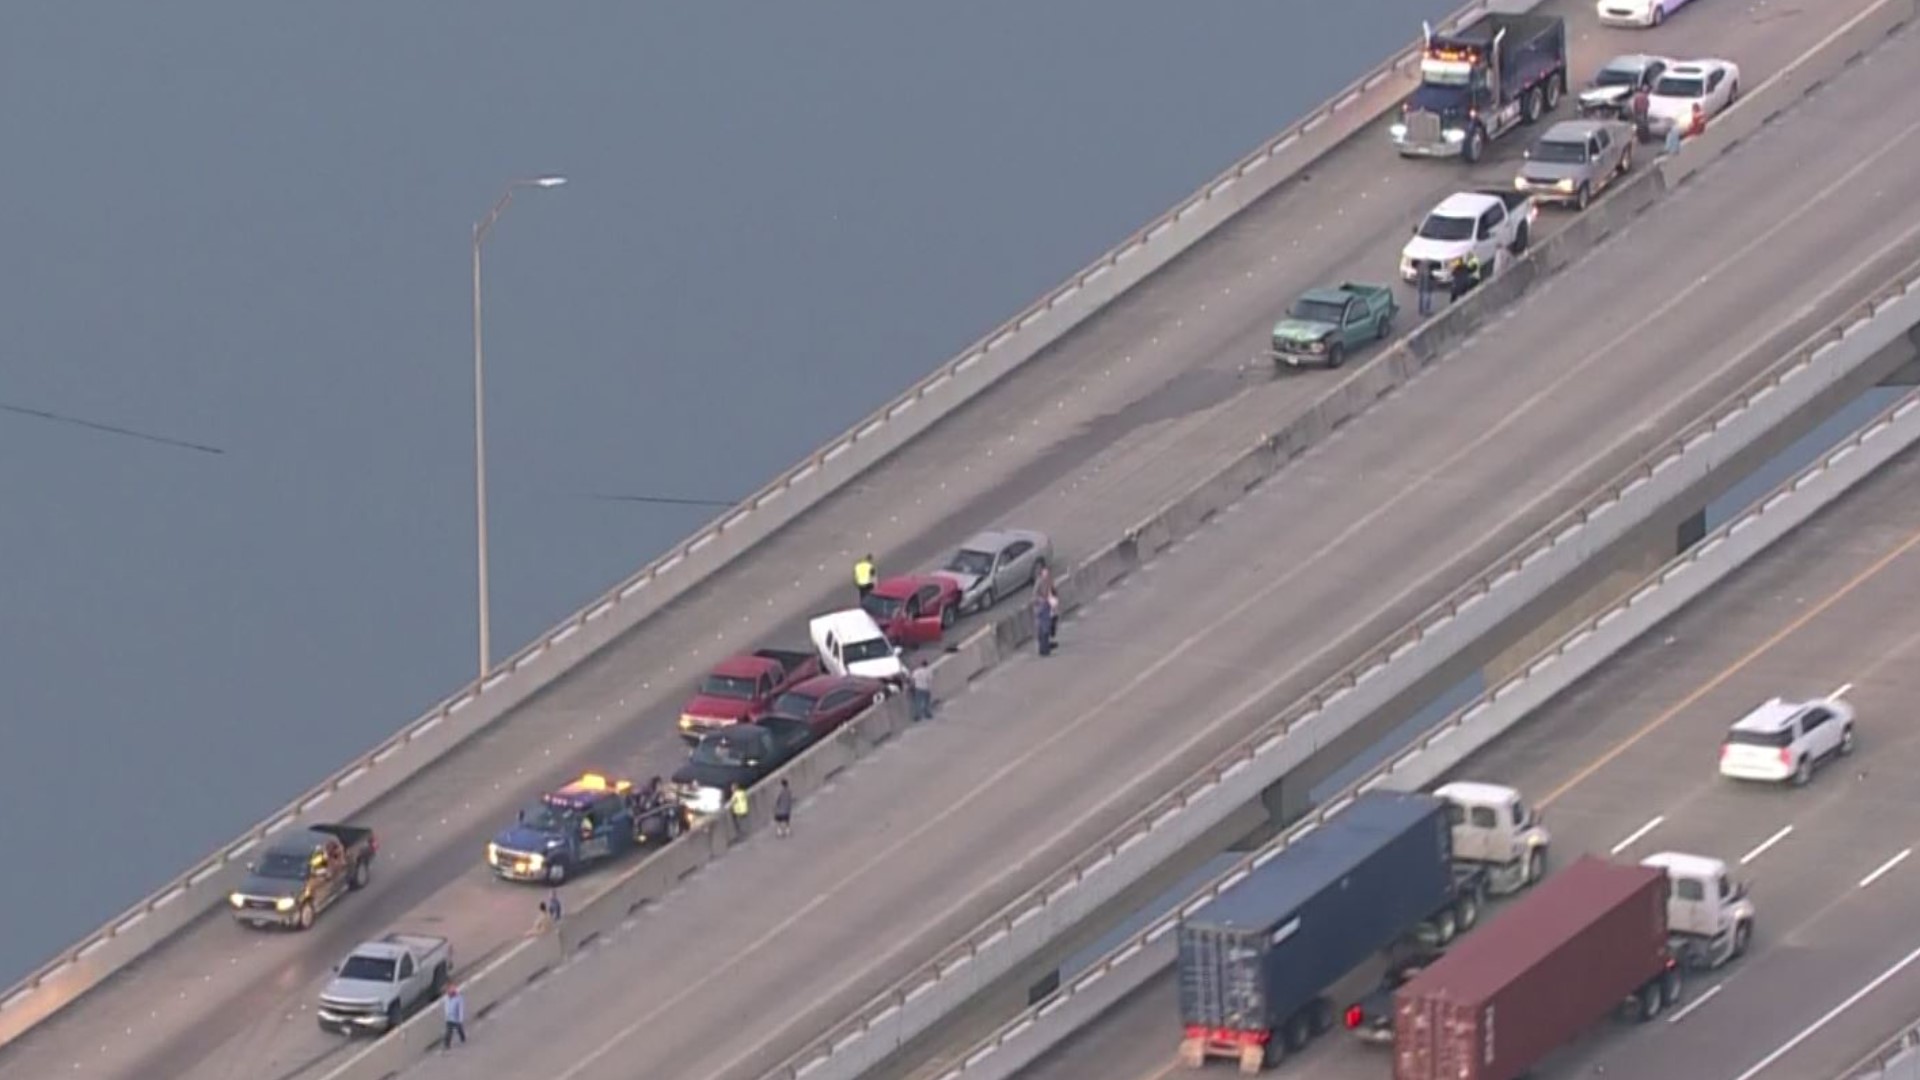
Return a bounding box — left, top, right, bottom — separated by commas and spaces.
1376, 313, 1393, 340
1621, 145, 1634, 174
1732, 921, 1752, 959
1526, 848, 1547, 885
350, 858, 370, 890
296, 902, 315, 931
1575, 183, 1591, 212
940, 603, 956, 630
1791, 756, 1812, 786
1512, 222, 1530, 255
979, 587, 995, 612
1652, 3, 1665, 26
430, 962, 449, 995
1839, 725, 1856, 756
1730, 80, 1740, 104
386, 1002, 402, 1030
1326, 343, 1346, 370
546, 860, 569, 885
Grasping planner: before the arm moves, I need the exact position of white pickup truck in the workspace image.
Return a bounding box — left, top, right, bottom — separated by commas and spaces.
317, 932, 452, 1035
1399, 189, 1536, 285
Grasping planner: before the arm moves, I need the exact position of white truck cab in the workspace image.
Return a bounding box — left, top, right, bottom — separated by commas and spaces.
1642, 851, 1755, 969
810, 609, 907, 684
1436, 781, 1551, 895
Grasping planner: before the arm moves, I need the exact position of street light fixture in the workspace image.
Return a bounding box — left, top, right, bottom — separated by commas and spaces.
472, 174, 566, 679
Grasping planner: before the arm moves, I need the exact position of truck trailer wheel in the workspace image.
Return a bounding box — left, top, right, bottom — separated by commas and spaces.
1660, 966, 1685, 1008
1456, 890, 1481, 932
1429, 907, 1459, 945
1522, 86, 1543, 125
1636, 981, 1665, 1022
1544, 73, 1564, 112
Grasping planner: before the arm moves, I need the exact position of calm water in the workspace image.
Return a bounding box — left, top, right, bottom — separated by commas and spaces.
0, 0, 1459, 981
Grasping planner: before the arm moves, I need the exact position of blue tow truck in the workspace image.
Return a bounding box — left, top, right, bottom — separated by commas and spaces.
486, 773, 683, 885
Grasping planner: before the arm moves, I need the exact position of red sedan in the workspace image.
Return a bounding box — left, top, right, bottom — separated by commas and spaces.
861, 574, 962, 645
765, 675, 891, 738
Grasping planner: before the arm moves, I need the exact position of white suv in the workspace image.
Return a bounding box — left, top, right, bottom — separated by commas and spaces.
1718, 687, 1856, 786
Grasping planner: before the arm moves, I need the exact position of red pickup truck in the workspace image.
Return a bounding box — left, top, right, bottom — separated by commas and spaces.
678, 648, 822, 744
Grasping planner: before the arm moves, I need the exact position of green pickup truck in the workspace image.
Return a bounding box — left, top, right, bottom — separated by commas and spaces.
1270, 283, 1398, 369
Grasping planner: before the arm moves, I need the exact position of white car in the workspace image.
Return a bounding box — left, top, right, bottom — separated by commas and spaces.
1597, 0, 1696, 28
1645, 59, 1740, 137
809, 609, 906, 684
1718, 688, 1855, 786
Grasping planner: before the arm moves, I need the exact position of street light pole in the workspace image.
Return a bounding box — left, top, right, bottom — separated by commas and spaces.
472, 175, 566, 679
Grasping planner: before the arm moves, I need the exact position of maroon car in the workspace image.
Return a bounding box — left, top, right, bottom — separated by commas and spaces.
764, 675, 890, 738
861, 574, 962, 646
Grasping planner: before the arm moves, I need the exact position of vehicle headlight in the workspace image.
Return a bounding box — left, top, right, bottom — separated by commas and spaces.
1389, 122, 1408, 138
1555, 178, 1575, 192
228, 892, 244, 908
1309, 340, 1327, 353
275, 896, 295, 912
487, 842, 500, 864
1513, 176, 1527, 190
526, 852, 545, 870
1443, 128, 1466, 143
678, 714, 694, 729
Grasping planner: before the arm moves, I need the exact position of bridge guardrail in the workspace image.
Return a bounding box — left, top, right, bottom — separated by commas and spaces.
0, 0, 1504, 1050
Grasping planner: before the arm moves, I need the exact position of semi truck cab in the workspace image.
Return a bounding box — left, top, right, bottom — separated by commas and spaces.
1436, 781, 1550, 895
1642, 851, 1756, 969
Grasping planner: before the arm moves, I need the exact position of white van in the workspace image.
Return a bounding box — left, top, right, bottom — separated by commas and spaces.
810, 609, 906, 684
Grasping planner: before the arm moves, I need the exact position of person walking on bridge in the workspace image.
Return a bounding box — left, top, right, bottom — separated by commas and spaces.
729, 783, 751, 841
442, 984, 467, 1049
774, 780, 794, 838
854, 553, 878, 601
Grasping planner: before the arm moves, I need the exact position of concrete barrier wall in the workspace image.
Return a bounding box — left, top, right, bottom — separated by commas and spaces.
300, 14, 1918, 1075
296, 8, 1917, 1077
1848, 1028, 1920, 1079
758, 20, 1920, 1074
935, 335, 1920, 1080
0, 0, 1516, 1049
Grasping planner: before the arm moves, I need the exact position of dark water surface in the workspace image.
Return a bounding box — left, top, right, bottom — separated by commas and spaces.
0, 0, 1459, 981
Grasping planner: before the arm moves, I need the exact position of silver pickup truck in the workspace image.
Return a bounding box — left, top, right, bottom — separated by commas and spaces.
317, 932, 452, 1035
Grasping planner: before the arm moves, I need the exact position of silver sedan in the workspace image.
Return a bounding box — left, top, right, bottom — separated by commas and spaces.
935, 529, 1053, 613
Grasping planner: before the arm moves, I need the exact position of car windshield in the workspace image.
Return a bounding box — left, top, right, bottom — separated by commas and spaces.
692, 737, 751, 767
1594, 64, 1640, 87
861, 593, 902, 620
1654, 75, 1705, 98
1726, 728, 1793, 748
946, 549, 994, 577
1417, 213, 1476, 242
699, 674, 757, 700
254, 852, 311, 880
771, 691, 819, 717
1530, 139, 1588, 165
339, 955, 398, 981
520, 802, 570, 831
1287, 298, 1347, 323
843, 637, 893, 663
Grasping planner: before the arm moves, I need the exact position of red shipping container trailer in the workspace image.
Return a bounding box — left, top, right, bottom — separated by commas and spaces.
1391, 856, 1679, 1080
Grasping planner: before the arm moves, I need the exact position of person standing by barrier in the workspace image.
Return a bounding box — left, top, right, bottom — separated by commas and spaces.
442, 984, 467, 1049
909, 660, 935, 721
774, 780, 794, 838
1416, 262, 1434, 317
854, 554, 877, 601
1449, 253, 1480, 303
729, 784, 751, 841
1034, 592, 1056, 656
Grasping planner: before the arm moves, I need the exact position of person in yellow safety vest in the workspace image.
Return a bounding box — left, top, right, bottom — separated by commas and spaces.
854, 554, 877, 601
728, 785, 751, 841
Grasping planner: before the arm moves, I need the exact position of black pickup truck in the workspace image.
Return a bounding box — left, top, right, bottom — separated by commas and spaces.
228, 824, 377, 931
